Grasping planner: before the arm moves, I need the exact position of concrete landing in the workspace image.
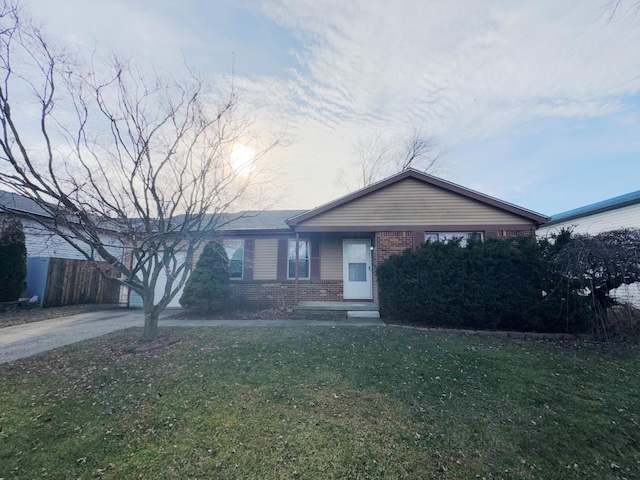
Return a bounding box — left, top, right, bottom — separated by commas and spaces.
294, 301, 379, 312
347, 310, 381, 319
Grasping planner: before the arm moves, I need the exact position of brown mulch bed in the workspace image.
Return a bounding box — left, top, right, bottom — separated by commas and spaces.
0, 304, 119, 329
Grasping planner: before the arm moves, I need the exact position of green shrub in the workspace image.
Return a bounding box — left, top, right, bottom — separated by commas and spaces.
376, 235, 585, 333
179, 241, 230, 314
0, 216, 27, 302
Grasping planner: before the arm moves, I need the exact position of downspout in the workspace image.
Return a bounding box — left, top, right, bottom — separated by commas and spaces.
294, 232, 300, 304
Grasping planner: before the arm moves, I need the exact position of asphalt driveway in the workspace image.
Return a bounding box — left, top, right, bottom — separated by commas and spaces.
0, 309, 384, 364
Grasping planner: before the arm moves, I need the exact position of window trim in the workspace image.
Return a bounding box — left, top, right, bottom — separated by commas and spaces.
287, 238, 310, 280
223, 238, 245, 280
424, 232, 483, 247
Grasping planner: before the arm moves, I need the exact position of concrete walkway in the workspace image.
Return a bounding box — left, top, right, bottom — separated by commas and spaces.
0, 309, 385, 364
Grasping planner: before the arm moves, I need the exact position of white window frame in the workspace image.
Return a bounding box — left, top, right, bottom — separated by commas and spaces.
223, 239, 244, 280
288, 239, 310, 280
424, 232, 483, 247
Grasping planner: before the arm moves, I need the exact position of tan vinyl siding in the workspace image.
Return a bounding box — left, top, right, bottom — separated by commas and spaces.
320, 237, 342, 280
253, 238, 278, 280
300, 178, 533, 227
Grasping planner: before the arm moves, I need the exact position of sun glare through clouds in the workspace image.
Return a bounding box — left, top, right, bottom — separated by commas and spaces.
229, 143, 256, 175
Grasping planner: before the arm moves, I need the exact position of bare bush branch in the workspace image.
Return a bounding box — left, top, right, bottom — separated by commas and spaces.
543, 228, 640, 338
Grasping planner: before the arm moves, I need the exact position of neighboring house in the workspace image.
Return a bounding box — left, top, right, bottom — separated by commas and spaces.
536, 190, 640, 236
196, 169, 548, 311
536, 189, 640, 307
0, 191, 126, 306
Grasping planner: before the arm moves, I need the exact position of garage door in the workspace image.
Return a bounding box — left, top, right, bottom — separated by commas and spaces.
129, 253, 188, 308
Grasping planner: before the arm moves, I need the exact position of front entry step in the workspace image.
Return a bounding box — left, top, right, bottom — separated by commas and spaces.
347, 310, 381, 319
294, 301, 378, 312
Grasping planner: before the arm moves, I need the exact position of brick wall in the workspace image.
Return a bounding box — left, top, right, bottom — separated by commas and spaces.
375, 231, 414, 264
373, 231, 415, 305
229, 280, 343, 310
226, 231, 417, 310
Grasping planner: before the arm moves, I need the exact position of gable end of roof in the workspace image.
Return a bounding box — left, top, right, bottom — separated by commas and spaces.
286, 169, 549, 226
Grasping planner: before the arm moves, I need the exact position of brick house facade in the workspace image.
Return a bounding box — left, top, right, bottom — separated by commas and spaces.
205, 170, 548, 310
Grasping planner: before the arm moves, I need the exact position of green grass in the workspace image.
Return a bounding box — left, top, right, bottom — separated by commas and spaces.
1, 327, 639, 479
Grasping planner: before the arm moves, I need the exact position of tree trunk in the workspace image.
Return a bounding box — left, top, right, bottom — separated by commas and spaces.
142, 309, 159, 341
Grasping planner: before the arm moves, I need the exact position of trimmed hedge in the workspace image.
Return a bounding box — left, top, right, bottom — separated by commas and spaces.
0, 217, 27, 302
179, 241, 230, 314
376, 236, 588, 333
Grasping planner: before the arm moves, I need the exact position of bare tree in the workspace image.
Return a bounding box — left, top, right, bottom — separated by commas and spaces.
348, 135, 395, 190
341, 125, 445, 191
605, 0, 640, 20
396, 127, 443, 172
0, 2, 273, 340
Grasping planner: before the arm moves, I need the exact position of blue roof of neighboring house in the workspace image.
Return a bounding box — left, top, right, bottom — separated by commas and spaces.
545, 189, 640, 226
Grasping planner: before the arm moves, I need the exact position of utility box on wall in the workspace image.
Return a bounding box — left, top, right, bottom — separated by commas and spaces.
24, 257, 49, 302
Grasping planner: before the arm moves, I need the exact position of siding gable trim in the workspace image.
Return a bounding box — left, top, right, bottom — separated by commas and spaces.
293, 223, 537, 233
286, 169, 548, 228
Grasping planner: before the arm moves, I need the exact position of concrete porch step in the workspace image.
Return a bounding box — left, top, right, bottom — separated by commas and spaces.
347, 310, 381, 319
294, 301, 379, 312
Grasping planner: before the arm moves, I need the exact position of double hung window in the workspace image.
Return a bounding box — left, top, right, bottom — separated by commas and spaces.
223, 239, 244, 279
288, 239, 310, 279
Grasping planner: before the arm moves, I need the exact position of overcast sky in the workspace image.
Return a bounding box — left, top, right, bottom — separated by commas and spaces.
22, 0, 640, 217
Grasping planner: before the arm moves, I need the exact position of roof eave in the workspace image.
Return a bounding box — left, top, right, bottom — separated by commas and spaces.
544, 197, 640, 227
217, 228, 293, 235
287, 169, 549, 227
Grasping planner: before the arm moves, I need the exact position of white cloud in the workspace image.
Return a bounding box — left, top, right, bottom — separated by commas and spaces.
259, 0, 640, 140
16, 0, 640, 212
24, 0, 199, 71
24, 0, 640, 142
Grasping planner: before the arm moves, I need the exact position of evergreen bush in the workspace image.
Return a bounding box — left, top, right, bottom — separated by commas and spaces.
0, 216, 27, 302
376, 235, 580, 332
179, 241, 230, 314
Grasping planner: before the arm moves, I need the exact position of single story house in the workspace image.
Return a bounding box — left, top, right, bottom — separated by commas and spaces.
197, 169, 549, 311
536, 189, 640, 307
3, 169, 550, 312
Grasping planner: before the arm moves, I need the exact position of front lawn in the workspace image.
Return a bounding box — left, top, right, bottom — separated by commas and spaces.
1, 327, 639, 479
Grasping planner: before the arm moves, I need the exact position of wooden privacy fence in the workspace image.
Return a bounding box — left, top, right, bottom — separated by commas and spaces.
43, 258, 121, 307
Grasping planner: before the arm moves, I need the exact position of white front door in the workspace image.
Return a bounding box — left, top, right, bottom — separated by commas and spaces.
343, 239, 372, 299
